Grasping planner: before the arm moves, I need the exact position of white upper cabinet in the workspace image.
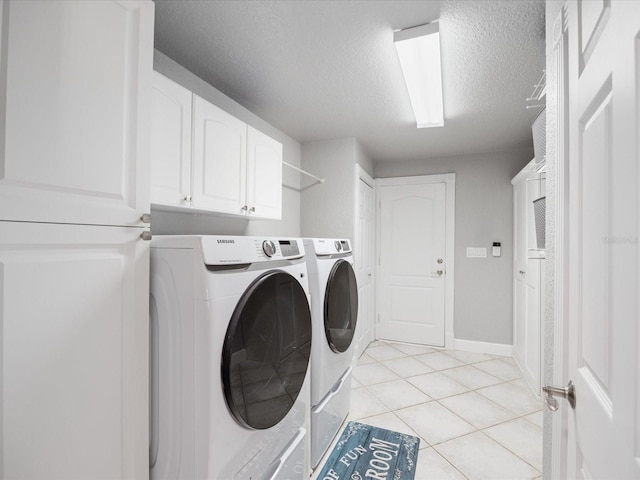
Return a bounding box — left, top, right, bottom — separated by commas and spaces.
0, 0, 154, 227
246, 126, 283, 219
150, 71, 192, 208
152, 91, 283, 219
192, 94, 247, 215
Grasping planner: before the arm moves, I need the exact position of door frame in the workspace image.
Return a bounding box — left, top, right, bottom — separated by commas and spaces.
549, 3, 570, 478
354, 164, 376, 354
374, 174, 456, 349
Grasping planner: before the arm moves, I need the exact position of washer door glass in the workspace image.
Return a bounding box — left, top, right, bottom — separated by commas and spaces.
222, 270, 312, 430
324, 259, 358, 353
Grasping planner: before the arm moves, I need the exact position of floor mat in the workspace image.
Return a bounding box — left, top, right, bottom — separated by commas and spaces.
316, 421, 420, 480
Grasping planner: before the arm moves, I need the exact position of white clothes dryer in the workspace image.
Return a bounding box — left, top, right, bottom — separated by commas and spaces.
149, 236, 312, 480
303, 238, 358, 469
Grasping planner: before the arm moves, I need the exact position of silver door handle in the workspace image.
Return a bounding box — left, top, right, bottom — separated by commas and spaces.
140, 231, 152, 241
543, 380, 576, 411
432, 270, 444, 276
249, 206, 256, 213
182, 195, 192, 202
140, 213, 151, 224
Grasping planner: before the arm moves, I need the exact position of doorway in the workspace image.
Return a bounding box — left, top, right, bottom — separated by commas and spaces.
354, 165, 375, 359
375, 174, 455, 348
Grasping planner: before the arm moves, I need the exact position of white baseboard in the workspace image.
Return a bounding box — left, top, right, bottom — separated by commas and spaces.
453, 338, 513, 357
445, 332, 455, 350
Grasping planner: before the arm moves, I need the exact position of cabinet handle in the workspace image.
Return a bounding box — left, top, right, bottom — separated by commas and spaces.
140, 231, 152, 241
249, 206, 256, 213
183, 195, 192, 202
241, 205, 248, 212
140, 213, 152, 224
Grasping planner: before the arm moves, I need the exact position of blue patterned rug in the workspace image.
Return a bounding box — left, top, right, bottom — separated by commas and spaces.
317, 421, 420, 480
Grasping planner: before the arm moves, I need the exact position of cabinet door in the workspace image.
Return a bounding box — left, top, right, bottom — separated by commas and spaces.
150, 71, 192, 208
0, 0, 154, 227
0, 221, 149, 479
246, 126, 282, 219
192, 95, 247, 215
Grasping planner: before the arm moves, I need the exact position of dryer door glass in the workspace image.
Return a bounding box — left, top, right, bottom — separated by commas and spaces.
324, 259, 358, 353
222, 271, 312, 430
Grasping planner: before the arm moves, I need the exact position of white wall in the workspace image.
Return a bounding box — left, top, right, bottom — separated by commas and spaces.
150, 50, 302, 237
300, 138, 373, 241
375, 148, 532, 346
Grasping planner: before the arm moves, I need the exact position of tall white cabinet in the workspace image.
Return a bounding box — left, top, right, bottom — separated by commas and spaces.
512, 160, 545, 397
0, 1, 154, 478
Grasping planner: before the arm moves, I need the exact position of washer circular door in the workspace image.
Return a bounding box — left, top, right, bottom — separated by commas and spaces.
324, 259, 358, 353
222, 270, 312, 430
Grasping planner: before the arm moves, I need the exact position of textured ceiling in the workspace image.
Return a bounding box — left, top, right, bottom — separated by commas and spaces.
153, 0, 545, 164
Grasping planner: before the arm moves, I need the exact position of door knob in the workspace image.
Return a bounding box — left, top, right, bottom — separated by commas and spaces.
543, 380, 576, 411
432, 270, 444, 276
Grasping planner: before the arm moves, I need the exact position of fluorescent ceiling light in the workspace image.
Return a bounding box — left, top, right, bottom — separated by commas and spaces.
394, 22, 444, 128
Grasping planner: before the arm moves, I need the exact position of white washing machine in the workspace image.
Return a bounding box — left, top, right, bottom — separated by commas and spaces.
303, 238, 358, 469
149, 235, 312, 480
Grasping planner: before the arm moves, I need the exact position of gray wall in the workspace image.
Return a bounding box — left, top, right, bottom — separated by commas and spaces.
151, 50, 302, 237
375, 148, 532, 345
300, 138, 373, 241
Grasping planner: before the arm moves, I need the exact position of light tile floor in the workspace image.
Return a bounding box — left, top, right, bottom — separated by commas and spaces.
313, 340, 543, 480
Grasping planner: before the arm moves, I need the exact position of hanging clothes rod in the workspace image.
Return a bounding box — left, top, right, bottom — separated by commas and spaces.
282, 161, 325, 183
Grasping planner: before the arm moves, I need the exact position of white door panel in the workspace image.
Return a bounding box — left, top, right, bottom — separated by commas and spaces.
192, 95, 246, 214
0, 221, 150, 479
559, 1, 640, 477
150, 71, 193, 208
354, 173, 375, 359
0, 0, 153, 226
246, 126, 282, 219
378, 182, 446, 347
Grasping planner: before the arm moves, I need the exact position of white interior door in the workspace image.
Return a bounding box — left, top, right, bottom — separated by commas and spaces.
377, 181, 447, 347
354, 168, 375, 360
560, 1, 640, 477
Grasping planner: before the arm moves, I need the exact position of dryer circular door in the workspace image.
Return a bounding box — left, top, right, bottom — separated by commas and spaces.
324, 259, 358, 353
222, 270, 312, 430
